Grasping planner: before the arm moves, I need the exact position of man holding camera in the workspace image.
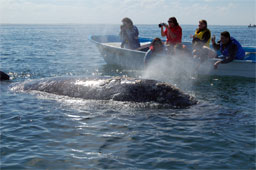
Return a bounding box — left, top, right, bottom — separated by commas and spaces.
160, 17, 182, 46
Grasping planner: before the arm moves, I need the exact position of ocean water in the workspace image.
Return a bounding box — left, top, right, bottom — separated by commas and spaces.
0, 24, 256, 169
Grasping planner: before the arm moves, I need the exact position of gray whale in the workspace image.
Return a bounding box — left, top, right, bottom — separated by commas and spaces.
14, 76, 197, 108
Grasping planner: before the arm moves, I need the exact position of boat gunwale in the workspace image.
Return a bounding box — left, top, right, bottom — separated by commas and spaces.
89, 35, 147, 54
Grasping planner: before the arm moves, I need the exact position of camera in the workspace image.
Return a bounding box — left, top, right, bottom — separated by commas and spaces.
158, 23, 165, 28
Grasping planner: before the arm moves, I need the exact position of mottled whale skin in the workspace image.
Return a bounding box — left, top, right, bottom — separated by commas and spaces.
15, 76, 197, 108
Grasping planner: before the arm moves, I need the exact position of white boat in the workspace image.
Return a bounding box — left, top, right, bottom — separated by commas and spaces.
89, 35, 256, 78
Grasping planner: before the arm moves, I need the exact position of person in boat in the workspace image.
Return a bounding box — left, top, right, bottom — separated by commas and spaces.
191, 20, 215, 62
192, 20, 211, 47
144, 38, 168, 66
160, 17, 182, 47
212, 31, 245, 69
120, 17, 140, 50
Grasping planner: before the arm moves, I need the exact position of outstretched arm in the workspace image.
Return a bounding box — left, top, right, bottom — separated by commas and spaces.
221, 44, 237, 63
214, 44, 237, 69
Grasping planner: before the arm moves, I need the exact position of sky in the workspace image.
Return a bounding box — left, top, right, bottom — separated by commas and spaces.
0, 0, 255, 25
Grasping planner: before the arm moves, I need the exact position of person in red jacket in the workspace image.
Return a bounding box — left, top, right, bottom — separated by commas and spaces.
160, 17, 182, 46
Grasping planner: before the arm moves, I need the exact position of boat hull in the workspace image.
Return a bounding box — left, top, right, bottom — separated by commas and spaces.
89, 35, 256, 78
95, 42, 145, 69
198, 59, 255, 78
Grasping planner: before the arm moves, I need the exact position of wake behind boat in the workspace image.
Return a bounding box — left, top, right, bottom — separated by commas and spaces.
89, 35, 256, 78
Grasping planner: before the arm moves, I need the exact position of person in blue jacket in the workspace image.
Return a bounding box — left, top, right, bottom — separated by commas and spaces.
120, 17, 140, 50
212, 31, 245, 69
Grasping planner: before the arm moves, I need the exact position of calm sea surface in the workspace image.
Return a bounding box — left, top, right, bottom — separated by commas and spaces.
0, 24, 256, 169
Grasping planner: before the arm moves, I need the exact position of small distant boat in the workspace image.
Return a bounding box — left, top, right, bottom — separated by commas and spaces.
89, 35, 256, 78
248, 24, 256, 28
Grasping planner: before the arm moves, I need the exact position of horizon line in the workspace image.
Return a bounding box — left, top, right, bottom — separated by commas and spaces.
0, 23, 252, 26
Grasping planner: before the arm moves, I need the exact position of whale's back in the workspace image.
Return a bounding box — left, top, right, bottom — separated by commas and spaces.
12, 76, 197, 108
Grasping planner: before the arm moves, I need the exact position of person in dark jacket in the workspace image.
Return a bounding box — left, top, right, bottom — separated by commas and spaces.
212, 31, 245, 69
144, 38, 167, 66
120, 17, 140, 50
